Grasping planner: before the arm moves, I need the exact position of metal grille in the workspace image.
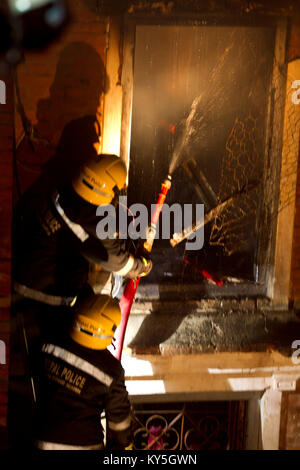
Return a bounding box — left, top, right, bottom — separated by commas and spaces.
132, 401, 247, 450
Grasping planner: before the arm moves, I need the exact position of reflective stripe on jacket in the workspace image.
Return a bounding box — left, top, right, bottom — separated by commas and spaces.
35, 338, 132, 449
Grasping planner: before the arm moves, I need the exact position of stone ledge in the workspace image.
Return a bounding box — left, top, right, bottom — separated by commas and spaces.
125, 308, 300, 357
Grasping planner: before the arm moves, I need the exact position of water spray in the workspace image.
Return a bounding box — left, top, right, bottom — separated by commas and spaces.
170, 181, 258, 248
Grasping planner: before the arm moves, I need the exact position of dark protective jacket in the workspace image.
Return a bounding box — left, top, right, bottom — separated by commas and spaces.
13, 180, 145, 298
34, 336, 132, 449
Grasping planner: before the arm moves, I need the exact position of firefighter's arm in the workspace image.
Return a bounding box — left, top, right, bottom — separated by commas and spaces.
105, 371, 134, 450
79, 235, 152, 279
107, 413, 133, 450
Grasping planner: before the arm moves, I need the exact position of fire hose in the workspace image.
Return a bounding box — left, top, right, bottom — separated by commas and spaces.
113, 175, 172, 361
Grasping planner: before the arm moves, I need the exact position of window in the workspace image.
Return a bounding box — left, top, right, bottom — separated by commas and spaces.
121, 16, 287, 301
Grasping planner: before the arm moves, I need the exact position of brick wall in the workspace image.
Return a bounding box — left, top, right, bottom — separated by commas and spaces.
289, 22, 300, 306
0, 72, 13, 440
269, 21, 300, 450
14, 0, 107, 195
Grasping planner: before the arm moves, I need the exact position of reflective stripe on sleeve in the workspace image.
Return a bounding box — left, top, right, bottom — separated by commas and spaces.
42, 344, 113, 387
108, 414, 131, 431
114, 255, 135, 276
53, 191, 89, 242
35, 440, 104, 450
14, 282, 77, 307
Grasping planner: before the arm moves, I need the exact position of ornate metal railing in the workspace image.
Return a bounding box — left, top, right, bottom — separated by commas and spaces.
132, 401, 247, 450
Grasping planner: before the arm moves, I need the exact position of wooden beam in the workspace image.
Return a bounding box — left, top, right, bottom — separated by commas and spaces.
101, 16, 123, 157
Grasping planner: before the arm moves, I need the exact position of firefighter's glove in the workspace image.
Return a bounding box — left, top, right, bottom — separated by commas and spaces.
140, 257, 153, 277
126, 256, 153, 279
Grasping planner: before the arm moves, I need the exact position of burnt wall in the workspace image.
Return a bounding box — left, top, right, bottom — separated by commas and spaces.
102, 0, 299, 17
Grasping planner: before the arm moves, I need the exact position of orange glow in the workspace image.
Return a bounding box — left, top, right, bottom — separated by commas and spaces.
169, 123, 175, 135
93, 142, 101, 154
157, 120, 175, 135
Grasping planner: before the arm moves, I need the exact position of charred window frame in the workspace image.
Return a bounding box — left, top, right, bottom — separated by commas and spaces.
120, 13, 289, 303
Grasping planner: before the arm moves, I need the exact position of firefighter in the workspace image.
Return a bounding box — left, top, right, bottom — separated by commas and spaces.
9, 153, 151, 447
12, 153, 152, 343
34, 294, 133, 450
13, 153, 152, 302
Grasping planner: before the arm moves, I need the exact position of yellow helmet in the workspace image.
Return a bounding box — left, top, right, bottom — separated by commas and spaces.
70, 294, 121, 350
72, 154, 127, 206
